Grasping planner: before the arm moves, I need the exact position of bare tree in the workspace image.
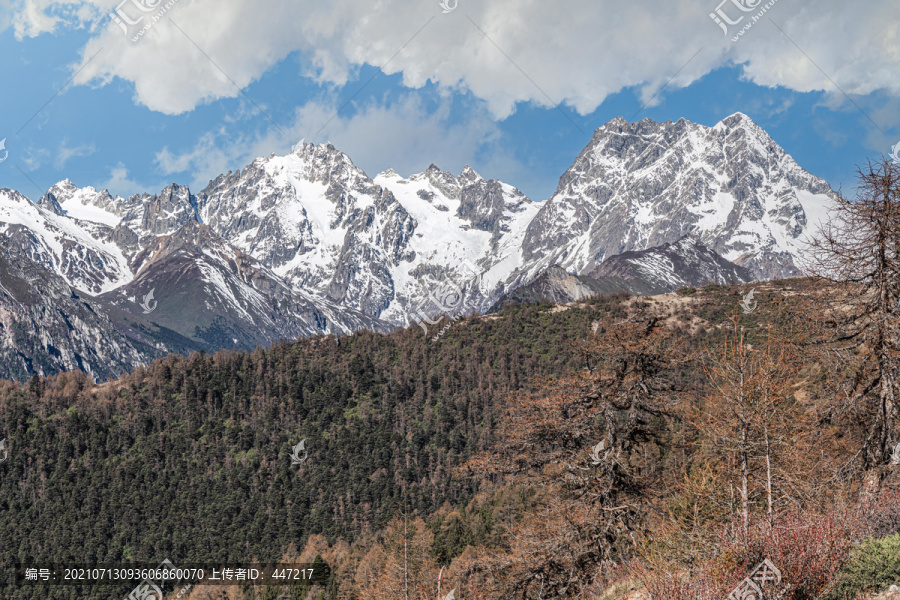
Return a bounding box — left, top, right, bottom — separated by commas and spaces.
805, 158, 900, 469
691, 312, 805, 533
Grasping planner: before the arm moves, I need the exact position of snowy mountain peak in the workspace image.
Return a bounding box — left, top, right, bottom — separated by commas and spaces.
47, 179, 116, 206
459, 165, 484, 184
715, 111, 764, 136
42, 180, 130, 228
720, 111, 752, 124
48, 178, 78, 197
0, 188, 131, 295
520, 113, 836, 281
0, 113, 843, 381
421, 164, 462, 201
141, 183, 196, 235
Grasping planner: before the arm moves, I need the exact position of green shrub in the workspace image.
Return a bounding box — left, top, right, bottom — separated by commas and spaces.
677, 287, 696, 295
823, 534, 900, 600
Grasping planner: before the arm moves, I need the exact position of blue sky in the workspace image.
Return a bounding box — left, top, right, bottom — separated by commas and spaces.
0, 0, 898, 203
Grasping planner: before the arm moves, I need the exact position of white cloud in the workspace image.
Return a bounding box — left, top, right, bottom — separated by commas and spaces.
151, 92, 536, 196
96, 162, 150, 198
12, 0, 64, 38
9, 0, 98, 38
154, 127, 236, 189
54, 139, 96, 169
8, 0, 897, 121
19, 146, 50, 171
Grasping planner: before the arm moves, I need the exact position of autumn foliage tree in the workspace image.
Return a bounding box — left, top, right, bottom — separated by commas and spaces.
468, 314, 691, 598
690, 312, 810, 531
357, 514, 441, 600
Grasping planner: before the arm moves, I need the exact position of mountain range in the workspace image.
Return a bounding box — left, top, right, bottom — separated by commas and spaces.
489, 235, 754, 311
0, 112, 836, 381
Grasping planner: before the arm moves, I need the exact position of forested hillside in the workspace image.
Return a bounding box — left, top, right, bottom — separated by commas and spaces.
3, 274, 880, 600
0, 297, 623, 599
4, 157, 900, 600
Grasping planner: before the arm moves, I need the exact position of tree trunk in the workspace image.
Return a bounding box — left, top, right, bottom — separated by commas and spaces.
764, 421, 773, 516
741, 420, 749, 535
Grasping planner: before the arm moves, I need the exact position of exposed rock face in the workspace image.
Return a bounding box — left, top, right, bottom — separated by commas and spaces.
0, 113, 836, 380
873, 585, 900, 600
519, 113, 835, 281
491, 236, 753, 310
489, 266, 604, 310
0, 225, 151, 381
587, 235, 753, 291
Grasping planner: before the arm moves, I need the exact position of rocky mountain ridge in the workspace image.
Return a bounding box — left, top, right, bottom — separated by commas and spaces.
0, 113, 836, 380
490, 236, 754, 310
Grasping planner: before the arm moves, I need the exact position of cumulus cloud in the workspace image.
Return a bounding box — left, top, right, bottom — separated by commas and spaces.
97, 163, 152, 198
7, 0, 897, 120
151, 92, 535, 195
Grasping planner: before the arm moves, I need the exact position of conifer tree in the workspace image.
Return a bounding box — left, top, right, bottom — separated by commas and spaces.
806, 158, 900, 469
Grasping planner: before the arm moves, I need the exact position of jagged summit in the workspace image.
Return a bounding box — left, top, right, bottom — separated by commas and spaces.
459, 164, 484, 182
519, 112, 836, 282
0, 116, 837, 380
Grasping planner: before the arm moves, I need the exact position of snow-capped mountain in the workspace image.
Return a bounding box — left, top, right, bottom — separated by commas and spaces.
195, 143, 419, 319
0, 188, 131, 294
100, 221, 386, 346
518, 113, 835, 282
194, 144, 538, 323
0, 209, 151, 381
0, 112, 836, 380
372, 163, 538, 322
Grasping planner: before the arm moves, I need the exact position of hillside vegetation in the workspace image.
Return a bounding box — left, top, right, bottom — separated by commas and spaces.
3, 278, 897, 600
4, 160, 900, 600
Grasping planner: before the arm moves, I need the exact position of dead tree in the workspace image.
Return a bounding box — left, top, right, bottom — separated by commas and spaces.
805, 158, 900, 470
